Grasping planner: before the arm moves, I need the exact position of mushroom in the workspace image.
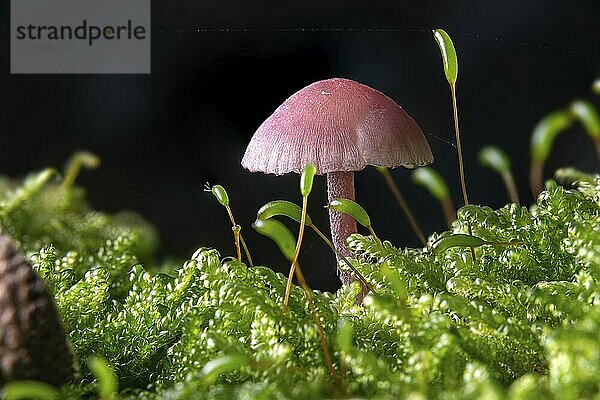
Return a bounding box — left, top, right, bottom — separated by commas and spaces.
242, 78, 433, 288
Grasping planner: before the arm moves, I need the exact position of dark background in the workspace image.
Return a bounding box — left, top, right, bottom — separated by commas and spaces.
1, 1, 599, 291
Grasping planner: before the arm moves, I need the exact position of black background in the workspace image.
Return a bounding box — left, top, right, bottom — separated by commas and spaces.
1, 1, 599, 291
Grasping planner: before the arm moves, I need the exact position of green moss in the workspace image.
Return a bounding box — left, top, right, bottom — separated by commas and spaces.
2, 169, 600, 399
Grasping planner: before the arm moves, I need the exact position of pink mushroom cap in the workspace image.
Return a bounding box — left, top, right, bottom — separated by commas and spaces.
242, 78, 433, 175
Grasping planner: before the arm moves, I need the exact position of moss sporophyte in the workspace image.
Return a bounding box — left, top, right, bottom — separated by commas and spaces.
433, 29, 476, 260
2, 28, 600, 400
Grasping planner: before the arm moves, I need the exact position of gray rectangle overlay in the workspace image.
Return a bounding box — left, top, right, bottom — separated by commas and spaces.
11, 0, 150, 74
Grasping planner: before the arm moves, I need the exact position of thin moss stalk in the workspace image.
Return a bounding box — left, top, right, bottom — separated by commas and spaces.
377, 167, 427, 245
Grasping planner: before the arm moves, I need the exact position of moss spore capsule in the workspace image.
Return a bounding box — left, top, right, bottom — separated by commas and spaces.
570, 100, 600, 139
478, 146, 511, 175
432, 234, 486, 253
327, 198, 371, 228
210, 185, 230, 207
257, 200, 314, 226
433, 29, 458, 85
252, 219, 296, 262
478, 146, 520, 203
412, 167, 450, 202
530, 110, 574, 196
411, 167, 456, 228
530, 110, 574, 164
593, 79, 600, 94
300, 164, 317, 197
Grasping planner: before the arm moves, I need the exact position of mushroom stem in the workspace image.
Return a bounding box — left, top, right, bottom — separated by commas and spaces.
326, 171, 362, 287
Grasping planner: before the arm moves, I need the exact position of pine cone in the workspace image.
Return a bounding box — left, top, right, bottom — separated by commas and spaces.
0, 234, 76, 386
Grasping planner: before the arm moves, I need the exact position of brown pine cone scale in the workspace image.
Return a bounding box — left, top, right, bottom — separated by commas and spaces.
0, 234, 76, 386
